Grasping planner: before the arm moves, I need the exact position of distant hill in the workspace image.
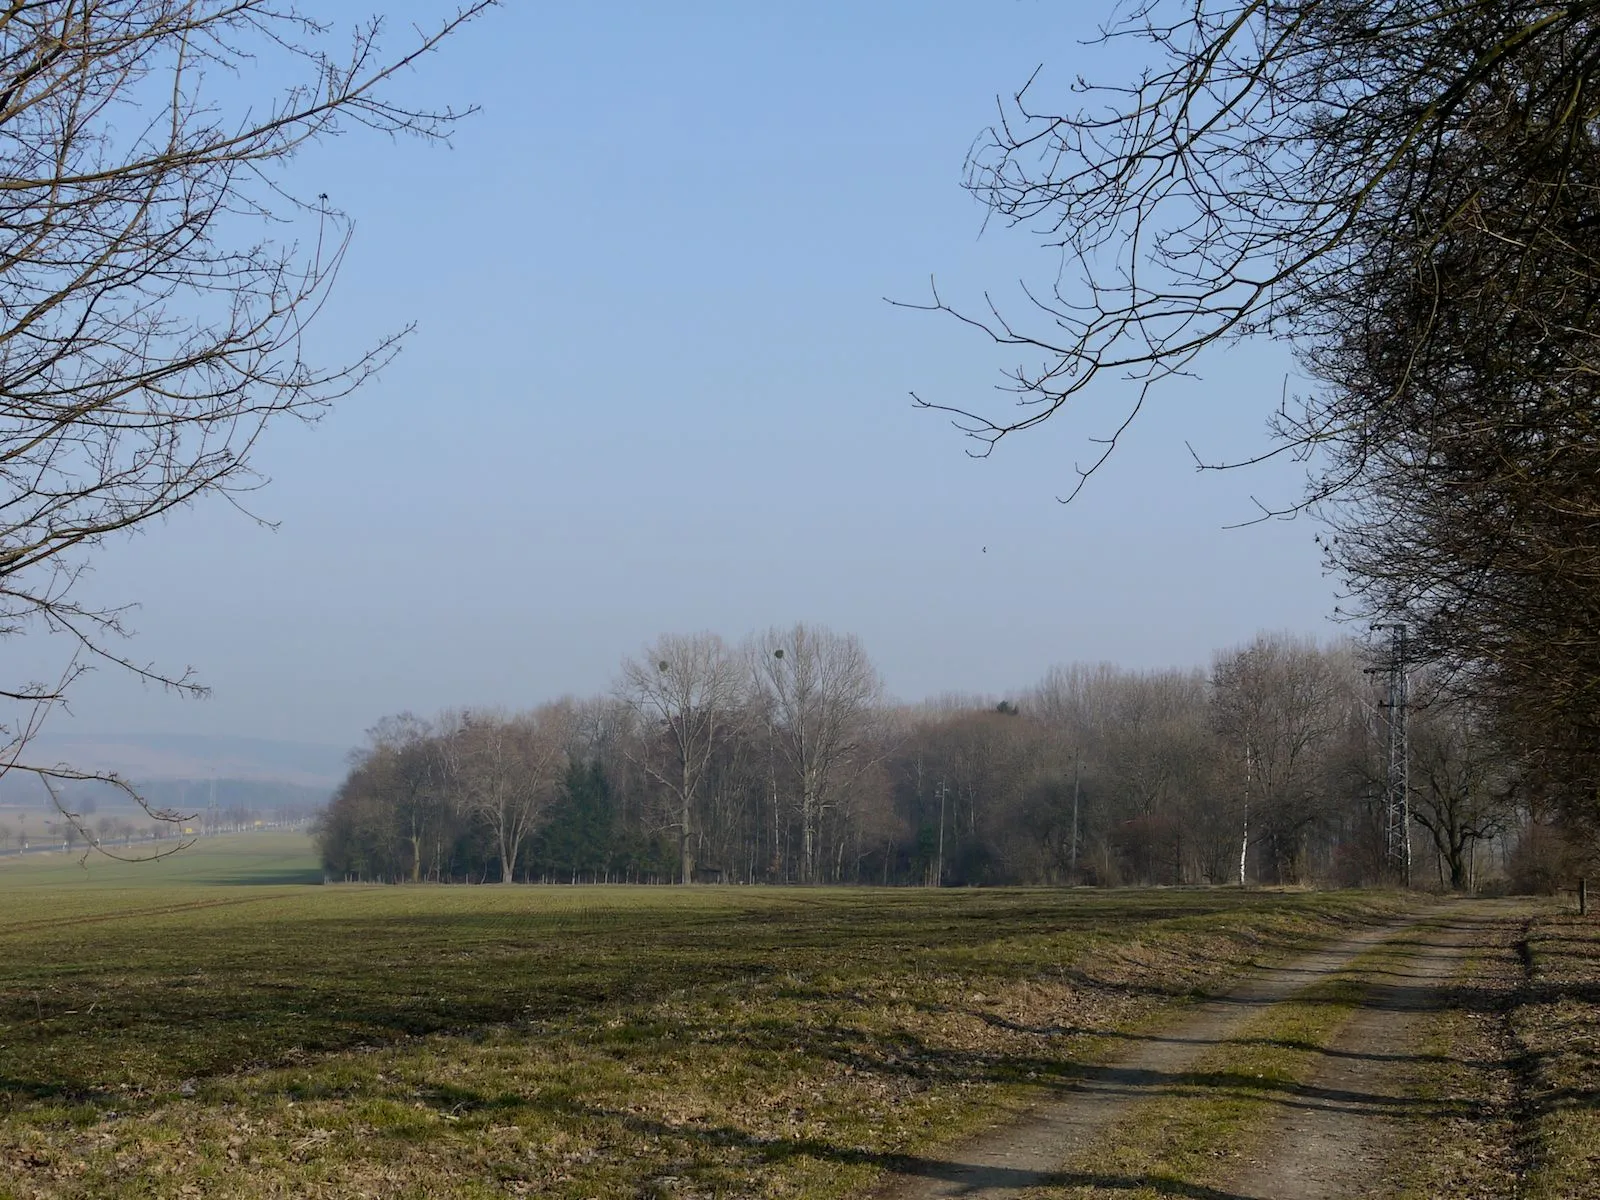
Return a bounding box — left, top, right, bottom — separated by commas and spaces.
23, 732, 352, 789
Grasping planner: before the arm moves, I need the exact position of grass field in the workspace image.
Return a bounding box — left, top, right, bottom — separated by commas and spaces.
0, 831, 323, 888
0, 835, 1423, 1198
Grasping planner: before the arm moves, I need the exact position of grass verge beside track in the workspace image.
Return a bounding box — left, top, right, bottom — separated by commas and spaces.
1518, 910, 1600, 1200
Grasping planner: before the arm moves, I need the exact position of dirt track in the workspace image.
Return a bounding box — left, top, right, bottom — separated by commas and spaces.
1217, 913, 1486, 1199
869, 905, 1492, 1200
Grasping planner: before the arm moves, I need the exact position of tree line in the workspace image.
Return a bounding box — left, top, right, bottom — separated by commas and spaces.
315, 624, 1538, 890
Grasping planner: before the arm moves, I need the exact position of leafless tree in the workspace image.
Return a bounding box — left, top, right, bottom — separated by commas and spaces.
446, 704, 573, 884
619, 632, 744, 884
1212, 634, 1350, 883
363, 713, 445, 884
1407, 693, 1513, 891
752, 623, 884, 884
0, 1, 494, 845
910, 1, 1600, 499
1304, 78, 1600, 829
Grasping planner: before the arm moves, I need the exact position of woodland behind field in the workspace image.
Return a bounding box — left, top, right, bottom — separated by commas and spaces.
315, 627, 1553, 891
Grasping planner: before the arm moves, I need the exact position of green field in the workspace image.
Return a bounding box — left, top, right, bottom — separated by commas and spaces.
0, 831, 323, 889
0, 836, 1413, 1198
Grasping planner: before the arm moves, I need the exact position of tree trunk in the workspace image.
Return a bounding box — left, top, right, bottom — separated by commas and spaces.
801, 787, 816, 883
1238, 744, 1253, 887
1238, 800, 1249, 887
1448, 841, 1468, 891
680, 762, 694, 885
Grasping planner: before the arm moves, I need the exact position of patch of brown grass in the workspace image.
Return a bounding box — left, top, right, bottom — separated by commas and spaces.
0, 887, 1410, 1198
1517, 910, 1600, 1200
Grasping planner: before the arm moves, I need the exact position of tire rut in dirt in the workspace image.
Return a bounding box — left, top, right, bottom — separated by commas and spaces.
867, 913, 1428, 1200
1220, 906, 1503, 1200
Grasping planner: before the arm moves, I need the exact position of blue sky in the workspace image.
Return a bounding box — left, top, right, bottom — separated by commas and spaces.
32, 1, 1339, 749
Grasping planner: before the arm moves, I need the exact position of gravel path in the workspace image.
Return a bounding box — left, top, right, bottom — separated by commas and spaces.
867, 912, 1430, 1199
1219, 909, 1488, 1200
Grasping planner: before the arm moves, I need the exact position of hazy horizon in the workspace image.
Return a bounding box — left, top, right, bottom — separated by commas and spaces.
9, 2, 1342, 752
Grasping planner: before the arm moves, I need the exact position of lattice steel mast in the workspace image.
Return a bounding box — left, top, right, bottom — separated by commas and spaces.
1372, 624, 1411, 886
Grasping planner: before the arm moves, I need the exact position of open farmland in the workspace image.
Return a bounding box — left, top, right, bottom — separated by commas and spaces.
0, 836, 1401, 1198
0, 837, 1591, 1199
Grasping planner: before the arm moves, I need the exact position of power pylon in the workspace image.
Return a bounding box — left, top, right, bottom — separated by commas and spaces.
1371, 624, 1411, 886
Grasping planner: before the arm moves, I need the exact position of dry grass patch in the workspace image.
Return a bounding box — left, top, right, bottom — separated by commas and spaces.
1383, 917, 1527, 1200
0, 885, 1409, 1198
1517, 910, 1600, 1200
